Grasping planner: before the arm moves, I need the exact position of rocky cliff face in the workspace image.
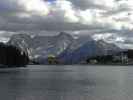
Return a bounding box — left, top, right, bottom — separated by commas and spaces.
8, 32, 73, 64
0, 42, 29, 67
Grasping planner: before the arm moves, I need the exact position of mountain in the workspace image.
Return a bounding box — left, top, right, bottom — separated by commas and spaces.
96, 40, 122, 55
58, 40, 101, 64
58, 39, 121, 64
8, 33, 121, 64
7, 34, 32, 57
8, 32, 73, 64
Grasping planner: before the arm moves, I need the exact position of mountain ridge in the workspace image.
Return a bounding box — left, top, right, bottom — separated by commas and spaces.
8, 32, 122, 64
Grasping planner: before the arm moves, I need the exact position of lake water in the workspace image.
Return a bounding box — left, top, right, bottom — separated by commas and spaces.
0, 65, 133, 100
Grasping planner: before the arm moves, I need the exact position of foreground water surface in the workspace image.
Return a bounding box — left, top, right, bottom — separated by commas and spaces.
0, 65, 133, 100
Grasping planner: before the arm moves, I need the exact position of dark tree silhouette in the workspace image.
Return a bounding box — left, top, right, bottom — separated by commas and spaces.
0, 43, 29, 67
126, 50, 133, 59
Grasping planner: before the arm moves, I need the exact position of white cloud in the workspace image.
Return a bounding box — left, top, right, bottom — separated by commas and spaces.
0, 0, 133, 31
18, 0, 50, 15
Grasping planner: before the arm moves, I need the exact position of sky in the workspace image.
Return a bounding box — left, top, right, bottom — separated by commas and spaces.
0, 0, 133, 48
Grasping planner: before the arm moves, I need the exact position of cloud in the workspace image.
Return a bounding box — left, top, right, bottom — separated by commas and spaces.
0, 0, 133, 48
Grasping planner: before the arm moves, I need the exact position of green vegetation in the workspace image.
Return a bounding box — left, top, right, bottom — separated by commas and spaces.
47, 55, 59, 64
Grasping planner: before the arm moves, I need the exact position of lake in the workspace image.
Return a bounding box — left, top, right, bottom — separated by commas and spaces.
0, 65, 133, 100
